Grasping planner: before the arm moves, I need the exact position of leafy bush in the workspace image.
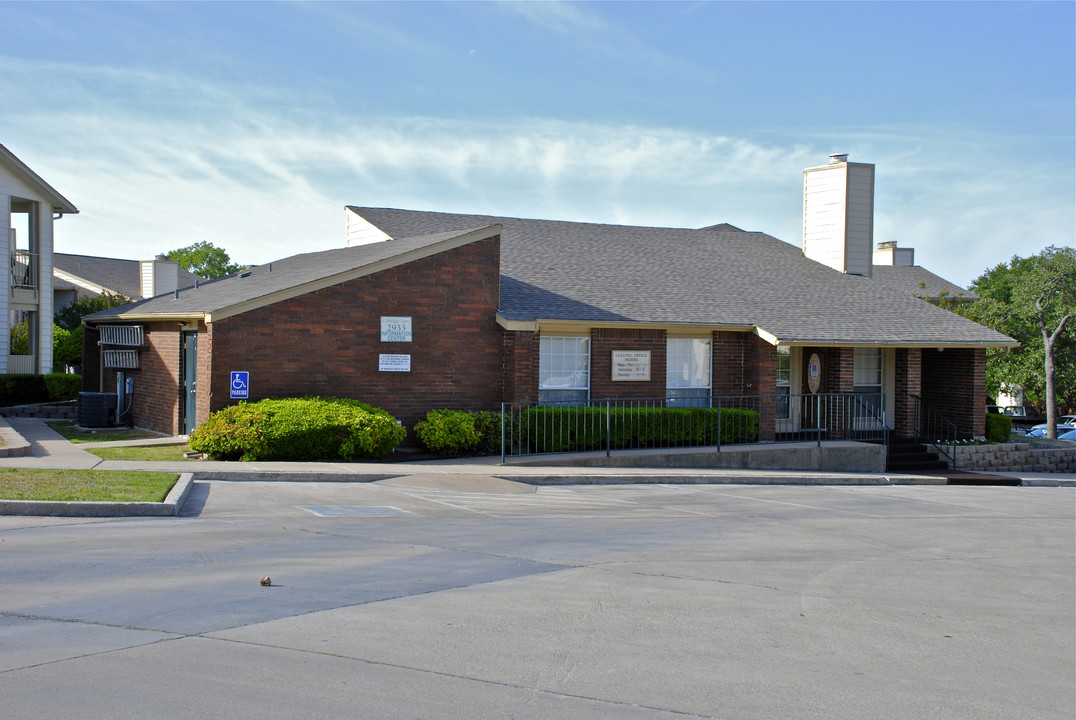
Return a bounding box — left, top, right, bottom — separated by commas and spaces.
53, 325, 84, 369
190, 397, 406, 461
413, 409, 505, 456
44, 373, 81, 401
0, 374, 49, 406
984, 412, 1012, 443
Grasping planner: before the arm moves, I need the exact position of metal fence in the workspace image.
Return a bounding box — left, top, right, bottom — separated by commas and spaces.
500, 392, 887, 461
911, 394, 961, 468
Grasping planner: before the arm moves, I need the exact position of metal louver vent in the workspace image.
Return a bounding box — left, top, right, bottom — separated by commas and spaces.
99, 325, 144, 346
103, 349, 140, 369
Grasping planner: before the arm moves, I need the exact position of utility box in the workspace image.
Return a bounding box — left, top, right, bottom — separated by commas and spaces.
77, 392, 117, 427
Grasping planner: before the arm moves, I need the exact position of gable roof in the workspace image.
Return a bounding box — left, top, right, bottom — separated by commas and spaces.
348, 207, 1014, 348
84, 225, 500, 324
53, 253, 202, 300
0, 143, 78, 214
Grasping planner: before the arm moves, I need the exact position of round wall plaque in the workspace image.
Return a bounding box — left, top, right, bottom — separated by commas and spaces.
807, 352, 822, 394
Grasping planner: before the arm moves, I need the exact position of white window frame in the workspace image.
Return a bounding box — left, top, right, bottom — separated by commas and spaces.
853, 347, 883, 420
539, 336, 590, 404
776, 346, 792, 420
666, 337, 711, 407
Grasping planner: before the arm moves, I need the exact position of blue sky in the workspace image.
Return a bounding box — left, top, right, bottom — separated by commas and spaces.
1, 0, 1072, 289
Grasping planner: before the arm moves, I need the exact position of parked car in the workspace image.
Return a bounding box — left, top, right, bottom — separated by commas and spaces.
1025, 415, 1076, 438
993, 405, 1047, 429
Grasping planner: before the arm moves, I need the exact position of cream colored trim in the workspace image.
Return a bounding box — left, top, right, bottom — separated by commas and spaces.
494, 315, 756, 335
753, 327, 780, 346
770, 340, 1019, 349
84, 313, 204, 326
204, 225, 502, 323
53, 269, 115, 296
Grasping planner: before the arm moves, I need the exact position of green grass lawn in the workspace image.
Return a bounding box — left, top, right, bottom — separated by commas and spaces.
85, 444, 195, 462
45, 421, 166, 444
0, 468, 179, 502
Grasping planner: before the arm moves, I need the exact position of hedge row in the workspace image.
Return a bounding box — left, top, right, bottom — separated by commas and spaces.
414, 406, 760, 456
0, 373, 82, 405
190, 397, 406, 461
984, 412, 1013, 443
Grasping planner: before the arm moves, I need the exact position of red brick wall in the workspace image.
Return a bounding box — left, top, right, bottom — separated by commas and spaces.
921, 347, 986, 438
207, 236, 502, 429
85, 321, 186, 434
893, 348, 922, 439
590, 328, 666, 399
712, 331, 746, 395
503, 331, 538, 403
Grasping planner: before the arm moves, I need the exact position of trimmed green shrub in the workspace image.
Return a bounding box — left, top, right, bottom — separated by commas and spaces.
414, 410, 480, 454
190, 397, 406, 461
414, 409, 506, 456
44, 373, 81, 401
514, 405, 760, 454
0, 374, 49, 406
984, 412, 1012, 443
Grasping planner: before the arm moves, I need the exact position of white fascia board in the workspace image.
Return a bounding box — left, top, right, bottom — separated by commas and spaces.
53, 269, 115, 296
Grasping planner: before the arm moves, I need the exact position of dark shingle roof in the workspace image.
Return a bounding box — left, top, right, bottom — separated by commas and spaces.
348, 207, 1013, 347
870, 265, 977, 302
53, 253, 202, 300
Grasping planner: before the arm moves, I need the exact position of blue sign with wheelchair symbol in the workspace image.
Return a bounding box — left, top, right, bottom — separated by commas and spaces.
230, 371, 249, 399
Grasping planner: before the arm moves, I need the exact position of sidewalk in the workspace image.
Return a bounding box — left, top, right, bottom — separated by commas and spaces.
1, 416, 1072, 488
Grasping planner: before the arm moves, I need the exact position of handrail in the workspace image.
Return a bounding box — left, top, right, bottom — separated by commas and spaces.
501, 392, 888, 460
910, 394, 960, 469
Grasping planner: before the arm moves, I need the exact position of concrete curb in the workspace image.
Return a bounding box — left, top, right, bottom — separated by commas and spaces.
0, 415, 32, 457
0, 473, 194, 517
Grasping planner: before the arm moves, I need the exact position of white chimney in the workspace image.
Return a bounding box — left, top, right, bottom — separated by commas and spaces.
140, 255, 179, 298
873, 240, 914, 267
802, 154, 875, 277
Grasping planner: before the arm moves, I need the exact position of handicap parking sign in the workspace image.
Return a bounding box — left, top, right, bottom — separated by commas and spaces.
230, 371, 249, 399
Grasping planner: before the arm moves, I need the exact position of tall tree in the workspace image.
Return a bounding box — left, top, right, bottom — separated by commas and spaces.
963, 246, 1076, 439
166, 241, 242, 279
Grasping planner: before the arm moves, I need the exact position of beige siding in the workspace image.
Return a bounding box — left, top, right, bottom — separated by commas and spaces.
345, 208, 392, 247
802, 161, 874, 276
803, 165, 848, 272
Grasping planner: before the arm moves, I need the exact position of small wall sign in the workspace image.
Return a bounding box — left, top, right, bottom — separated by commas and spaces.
230, 371, 249, 399
380, 316, 412, 342
612, 350, 651, 381
807, 352, 822, 394
379, 354, 411, 372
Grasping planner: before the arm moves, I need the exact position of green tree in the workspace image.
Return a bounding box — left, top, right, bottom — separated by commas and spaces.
53, 324, 83, 370
55, 293, 133, 331
962, 246, 1075, 439
166, 241, 242, 279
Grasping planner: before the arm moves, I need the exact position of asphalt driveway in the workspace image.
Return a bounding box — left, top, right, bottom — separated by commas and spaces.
1, 477, 1073, 719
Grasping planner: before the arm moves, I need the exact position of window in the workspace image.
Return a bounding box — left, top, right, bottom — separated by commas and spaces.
853, 347, 883, 417
776, 347, 791, 419
667, 337, 711, 407
539, 336, 590, 404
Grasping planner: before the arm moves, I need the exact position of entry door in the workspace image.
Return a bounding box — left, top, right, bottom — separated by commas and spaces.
181, 332, 198, 434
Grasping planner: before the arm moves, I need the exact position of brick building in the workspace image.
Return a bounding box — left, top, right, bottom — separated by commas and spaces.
82, 156, 1016, 440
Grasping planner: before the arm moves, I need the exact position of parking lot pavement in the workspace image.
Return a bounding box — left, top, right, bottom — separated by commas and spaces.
1, 479, 1073, 720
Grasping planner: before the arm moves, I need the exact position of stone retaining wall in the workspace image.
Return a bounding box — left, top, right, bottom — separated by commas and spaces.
942, 442, 1076, 473
0, 401, 77, 420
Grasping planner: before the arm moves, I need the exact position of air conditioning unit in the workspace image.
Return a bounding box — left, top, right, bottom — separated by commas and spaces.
77, 392, 117, 427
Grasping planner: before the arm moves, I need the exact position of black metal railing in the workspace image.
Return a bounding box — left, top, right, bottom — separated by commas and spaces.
500, 392, 887, 461
10, 250, 36, 291
911, 394, 960, 468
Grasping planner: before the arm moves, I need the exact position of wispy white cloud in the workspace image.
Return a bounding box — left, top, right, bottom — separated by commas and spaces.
1, 56, 1070, 289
